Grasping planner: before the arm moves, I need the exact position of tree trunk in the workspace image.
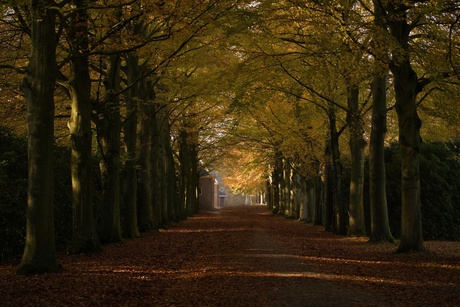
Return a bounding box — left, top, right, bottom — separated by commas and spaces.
386, 3, 425, 253
369, 70, 394, 242
17, 2, 60, 275
314, 174, 323, 226
284, 160, 292, 217
266, 179, 273, 212
151, 103, 163, 228
189, 136, 199, 214
178, 129, 188, 218
164, 120, 178, 222
137, 80, 155, 231
346, 85, 367, 237
292, 170, 301, 219
306, 178, 316, 223
329, 109, 346, 235
98, 54, 123, 244
392, 62, 425, 252
272, 151, 282, 214
122, 52, 141, 238
67, 0, 102, 253
179, 128, 197, 217
299, 177, 308, 222
323, 139, 334, 232
155, 104, 171, 226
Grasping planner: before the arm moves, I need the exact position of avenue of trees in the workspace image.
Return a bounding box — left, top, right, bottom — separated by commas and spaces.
0, 0, 459, 274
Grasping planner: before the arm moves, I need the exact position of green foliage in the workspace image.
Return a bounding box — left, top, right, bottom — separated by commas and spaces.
378, 142, 460, 241
0, 126, 27, 262
0, 126, 103, 263
53, 145, 73, 251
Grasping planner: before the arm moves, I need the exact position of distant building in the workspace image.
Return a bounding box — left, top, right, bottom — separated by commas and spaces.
198, 170, 227, 210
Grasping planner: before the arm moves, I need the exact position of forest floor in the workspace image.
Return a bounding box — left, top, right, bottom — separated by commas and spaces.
1, 205, 459, 307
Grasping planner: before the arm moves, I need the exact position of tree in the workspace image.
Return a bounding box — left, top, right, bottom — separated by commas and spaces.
97, 54, 123, 244
368, 1, 394, 242
16, 1, 61, 274
346, 84, 367, 237
66, 0, 102, 253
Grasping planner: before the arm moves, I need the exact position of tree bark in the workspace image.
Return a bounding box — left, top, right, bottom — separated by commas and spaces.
392, 61, 425, 252
17, 1, 60, 275
369, 1, 394, 243
122, 52, 141, 238
323, 139, 334, 232
346, 85, 367, 237
137, 80, 155, 231
369, 70, 394, 242
299, 177, 308, 222
273, 151, 283, 214
386, 2, 425, 252
328, 108, 346, 235
314, 169, 323, 226
306, 178, 316, 223
164, 119, 178, 222
97, 54, 123, 244
67, 0, 102, 253
151, 102, 164, 228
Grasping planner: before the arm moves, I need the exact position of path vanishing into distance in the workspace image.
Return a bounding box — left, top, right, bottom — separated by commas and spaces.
1, 205, 459, 306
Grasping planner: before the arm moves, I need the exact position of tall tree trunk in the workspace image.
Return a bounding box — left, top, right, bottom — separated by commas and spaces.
178, 129, 188, 218
266, 179, 273, 212
299, 177, 308, 222
17, 1, 60, 275
67, 0, 102, 253
179, 128, 197, 217
164, 120, 178, 222
292, 170, 301, 219
122, 52, 141, 238
188, 134, 199, 214
313, 161, 323, 226
347, 85, 367, 237
368, 0, 394, 243
392, 61, 425, 252
386, 3, 426, 253
98, 54, 123, 244
323, 139, 334, 232
306, 178, 316, 223
284, 160, 292, 217
137, 80, 154, 231
369, 70, 394, 242
273, 151, 283, 214
329, 108, 346, 235
151, 102, 163, 228
155, 103, 170, 226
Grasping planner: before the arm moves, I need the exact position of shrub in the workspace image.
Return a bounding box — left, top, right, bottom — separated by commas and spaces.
382, 142, 460, 241
0, 126, 74, 263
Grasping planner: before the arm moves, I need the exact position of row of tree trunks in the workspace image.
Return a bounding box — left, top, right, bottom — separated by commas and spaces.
268, 152, 322, 224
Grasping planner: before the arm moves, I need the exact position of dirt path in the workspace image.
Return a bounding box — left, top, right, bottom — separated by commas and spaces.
1, 205, 459, 306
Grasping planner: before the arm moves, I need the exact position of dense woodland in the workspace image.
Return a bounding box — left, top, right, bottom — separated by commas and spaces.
0, 0, 459, 274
